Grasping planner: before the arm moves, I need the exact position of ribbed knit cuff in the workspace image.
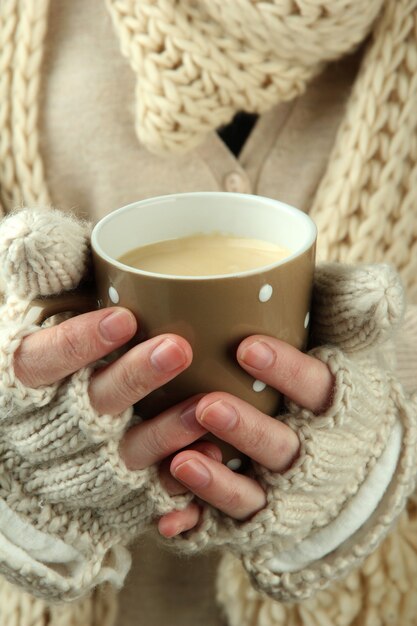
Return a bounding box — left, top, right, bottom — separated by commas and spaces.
2, 361, 133, 467
241, 382, 417, 602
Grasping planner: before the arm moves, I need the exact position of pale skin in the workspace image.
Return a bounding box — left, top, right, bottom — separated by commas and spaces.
14, 306, 334, 537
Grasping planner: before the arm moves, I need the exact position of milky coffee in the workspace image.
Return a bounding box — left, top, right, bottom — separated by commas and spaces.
118, 233, 290, 276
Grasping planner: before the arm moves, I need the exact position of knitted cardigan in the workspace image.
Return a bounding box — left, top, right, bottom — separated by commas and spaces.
0, 1, 417, 625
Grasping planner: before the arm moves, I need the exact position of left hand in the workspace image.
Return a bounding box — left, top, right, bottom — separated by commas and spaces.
157, 334, 334, 538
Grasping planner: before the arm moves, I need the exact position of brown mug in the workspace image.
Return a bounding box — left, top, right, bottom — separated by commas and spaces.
31, 192, 317, 470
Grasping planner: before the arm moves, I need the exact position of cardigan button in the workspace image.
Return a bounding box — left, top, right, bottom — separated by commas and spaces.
224, 171, 250, 194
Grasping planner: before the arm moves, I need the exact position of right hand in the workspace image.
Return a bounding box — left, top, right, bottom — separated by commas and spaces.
14, 305, 219, 486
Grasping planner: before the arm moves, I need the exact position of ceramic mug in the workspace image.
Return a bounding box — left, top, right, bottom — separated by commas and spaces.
31, 192, 317, 469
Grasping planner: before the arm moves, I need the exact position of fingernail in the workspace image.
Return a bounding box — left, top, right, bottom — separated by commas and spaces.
158, 519, 184, 538
200, 401, 238, 431
99, 309, 136, 342
240, 341, 275, 370
162, 525, 184, 538
151, 339, 187, 372
173, 460, 211, 488
180, 401, 204, 433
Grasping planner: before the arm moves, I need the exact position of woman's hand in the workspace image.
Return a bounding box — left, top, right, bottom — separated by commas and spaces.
14, 307, 214, 473
13, 308, 334, 535
158, 335, 335, 537
14, 310, 334, 535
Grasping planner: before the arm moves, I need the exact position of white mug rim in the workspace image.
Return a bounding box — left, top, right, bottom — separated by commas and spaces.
91, 192, 317, 281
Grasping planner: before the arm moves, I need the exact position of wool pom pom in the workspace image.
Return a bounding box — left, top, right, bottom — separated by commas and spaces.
311, 263, 405, 353
0, 208, 91, 298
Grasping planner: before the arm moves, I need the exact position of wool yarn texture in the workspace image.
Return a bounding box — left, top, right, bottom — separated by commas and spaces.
0, 0, 417, 624
104, 0, 383, 155
0, 209, 192, 602
1, 208, 416, 610
105, 0, 417, 301
1, 1, 416, 301
161, 263, 417, 601
216, 499, 417, 626
0, 577, 118, 626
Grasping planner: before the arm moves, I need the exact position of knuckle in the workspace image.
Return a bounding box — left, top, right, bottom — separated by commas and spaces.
117, 359, 149, 404
218, 483, 243, 512
13, 348, 37, 387
245, 420, 270, 454
274, 429, 296, 467
278, 354, 304, 391
262, 418, 300, 472
143, 421, 171, 459
55, 322, 89, 367
13, 331, 50, 387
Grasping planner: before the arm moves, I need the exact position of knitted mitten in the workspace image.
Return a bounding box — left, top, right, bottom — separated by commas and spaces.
166, 263, 417, 601
0, 208, 191, 602
216, 496, 417, 626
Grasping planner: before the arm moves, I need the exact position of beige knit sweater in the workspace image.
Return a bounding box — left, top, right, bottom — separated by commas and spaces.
0, 1, 417, 625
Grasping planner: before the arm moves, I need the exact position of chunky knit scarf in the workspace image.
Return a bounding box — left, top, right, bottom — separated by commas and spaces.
105, 0, 383, 154
0, 0, 416, 300
0, 1, 417, 625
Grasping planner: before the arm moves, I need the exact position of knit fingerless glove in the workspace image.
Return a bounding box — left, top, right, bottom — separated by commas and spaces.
0, 208, 191, 601
166, 263, 417, 601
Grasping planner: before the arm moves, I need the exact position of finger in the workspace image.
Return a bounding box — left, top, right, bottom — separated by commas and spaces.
89, 333, 193, 415
159, 441, 222, 496
14, 307, 137, 387
119, 395, 208, 470
171, 451, 266, 520
157, 503, 201, 538
195, 392, 299, 472
237, 336, 334, 413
